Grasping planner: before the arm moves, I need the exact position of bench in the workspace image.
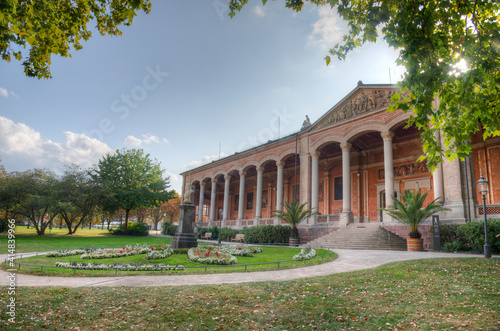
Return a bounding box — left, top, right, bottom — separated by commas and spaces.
231, 234, 245, 242
201, 232, 212, 240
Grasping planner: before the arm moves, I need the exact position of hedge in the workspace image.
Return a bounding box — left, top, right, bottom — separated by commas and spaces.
111, 222, 149, 236
243, 225, 291, 244
434, 219, 500, 253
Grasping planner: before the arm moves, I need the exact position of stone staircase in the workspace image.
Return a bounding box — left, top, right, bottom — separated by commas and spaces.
306, 223, 407, 251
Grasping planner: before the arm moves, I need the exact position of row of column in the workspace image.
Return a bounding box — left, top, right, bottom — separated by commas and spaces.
197, 162, 286, 223
309, 131, 396, 219
198, 130, 398, 223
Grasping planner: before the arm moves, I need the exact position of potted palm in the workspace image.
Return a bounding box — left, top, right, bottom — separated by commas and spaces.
272, 201, 319, 246
380, 189, 449, 251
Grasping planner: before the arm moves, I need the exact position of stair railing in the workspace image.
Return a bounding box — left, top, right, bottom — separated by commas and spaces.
381, 222, 391, 247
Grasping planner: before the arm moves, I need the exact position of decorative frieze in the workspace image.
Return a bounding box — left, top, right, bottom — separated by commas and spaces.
378, 161, 429, 180
318, 89, 396, 129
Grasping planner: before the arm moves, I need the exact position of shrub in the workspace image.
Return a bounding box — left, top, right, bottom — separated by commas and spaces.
161, 222, 178, 236
442, 240, 465, 252
111, 222, 149, 236
243, 225, 291, 244
220, 227, 240, 242
434, 224, 462, 244
456, 219, 500, 253
0, 218, 9, 233
198, 226, 220, 240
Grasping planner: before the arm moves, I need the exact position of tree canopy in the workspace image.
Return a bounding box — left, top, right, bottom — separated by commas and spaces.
0, 169, 58, 235
93, 148, 173, 229
230, 0, 500, 168
55, 164, 102, 235
1, 0, 151, 79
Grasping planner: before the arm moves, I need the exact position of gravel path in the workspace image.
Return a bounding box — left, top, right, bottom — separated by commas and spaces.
0, 249, 489, 288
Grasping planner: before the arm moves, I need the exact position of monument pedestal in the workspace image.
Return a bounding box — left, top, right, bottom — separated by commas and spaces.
171, 202, 198, 249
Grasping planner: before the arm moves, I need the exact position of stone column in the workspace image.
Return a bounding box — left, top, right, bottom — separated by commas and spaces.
223, 175, 230, 221
197, 182, 205, 224
433, 130, 444, 204
299, 153, 311, 207
256, 167, 263, 219
381, 131, 395, 209
324, 171, 330, 215
238, 171, 246, 220
340, 143, 353, 225
284, 179, 289, 204
442, 158, 466, 220
209, 179, 217, 222
267, 183, 272, 218
311, 152, 320, 212
276, 161, 284, 212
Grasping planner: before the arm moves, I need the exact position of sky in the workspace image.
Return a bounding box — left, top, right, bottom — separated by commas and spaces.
0, 1, 405, 193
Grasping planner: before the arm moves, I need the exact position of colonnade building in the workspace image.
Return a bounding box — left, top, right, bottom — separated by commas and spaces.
180, 83, 500, 248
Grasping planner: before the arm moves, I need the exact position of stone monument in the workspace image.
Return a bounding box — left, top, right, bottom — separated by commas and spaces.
170, 184, 198, 249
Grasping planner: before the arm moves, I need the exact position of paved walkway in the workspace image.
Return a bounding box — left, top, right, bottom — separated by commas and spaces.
0, 250, 490, 288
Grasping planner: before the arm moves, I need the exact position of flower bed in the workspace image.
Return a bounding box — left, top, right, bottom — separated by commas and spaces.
55, 261, 185, 271
188, 246, 237, 265
293, 247, 317, 260
145, 248, 173, 260
47, 249, 90, 257
80, 245, 150, 259
212, 245, 263, 257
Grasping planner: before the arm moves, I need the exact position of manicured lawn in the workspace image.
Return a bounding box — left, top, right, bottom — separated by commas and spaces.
2, 258, 498, 330
0, 226, 170, 253
9, 245, 335, 276
1, 226, 336, 276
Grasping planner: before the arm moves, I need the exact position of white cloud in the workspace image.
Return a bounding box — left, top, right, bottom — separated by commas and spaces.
253, 5, 265, 17
185, 153, 229, 170
142, 133, 160, 144
0, 116, 112, 171
308, 6, 346, 50
125, 135, 143, 147
0, 87, 8, 98
165, 170, 179, 185
124, 133, 168, 147
0, 87, 19, 99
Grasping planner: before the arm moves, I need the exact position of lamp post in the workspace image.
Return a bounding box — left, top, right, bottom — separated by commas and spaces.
476, 174, 491, 258
218, 209, 223, 245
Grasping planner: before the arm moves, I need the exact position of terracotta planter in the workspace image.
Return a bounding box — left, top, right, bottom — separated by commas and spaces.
289, 237, 300, 247
407, 238, 423, 251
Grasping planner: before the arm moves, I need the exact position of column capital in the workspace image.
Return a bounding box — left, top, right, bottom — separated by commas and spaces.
276, 161, 285, 168
200, 182, 206, 187
211, 179, 218, 185
323, 171, 330, 178
224, 175, 231, 181
311, 151, 320, 159
239, 171, 247, 177
257, 167, 264, 174
381, 131, 394, 141
340, 142, 352, 152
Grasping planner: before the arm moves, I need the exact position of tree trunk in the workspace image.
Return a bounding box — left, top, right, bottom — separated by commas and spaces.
125, 209, 130, 229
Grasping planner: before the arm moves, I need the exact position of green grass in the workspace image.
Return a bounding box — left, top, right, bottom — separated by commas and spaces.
9, 246, 335, 276
0, 226, 170, 253
1, 226, 336, 276
1, 258, 498, 330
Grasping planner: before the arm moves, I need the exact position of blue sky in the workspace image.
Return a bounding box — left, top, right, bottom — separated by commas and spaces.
0, 1, 404, 193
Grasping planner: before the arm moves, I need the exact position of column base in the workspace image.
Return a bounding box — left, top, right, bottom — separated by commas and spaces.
339, 211, 353, 227
171, 233, 198, 249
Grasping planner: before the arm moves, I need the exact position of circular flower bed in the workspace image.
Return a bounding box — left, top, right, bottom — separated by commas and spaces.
55, 261, 185, 271
293, 247, 317, 260
188, 246, 238, 265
